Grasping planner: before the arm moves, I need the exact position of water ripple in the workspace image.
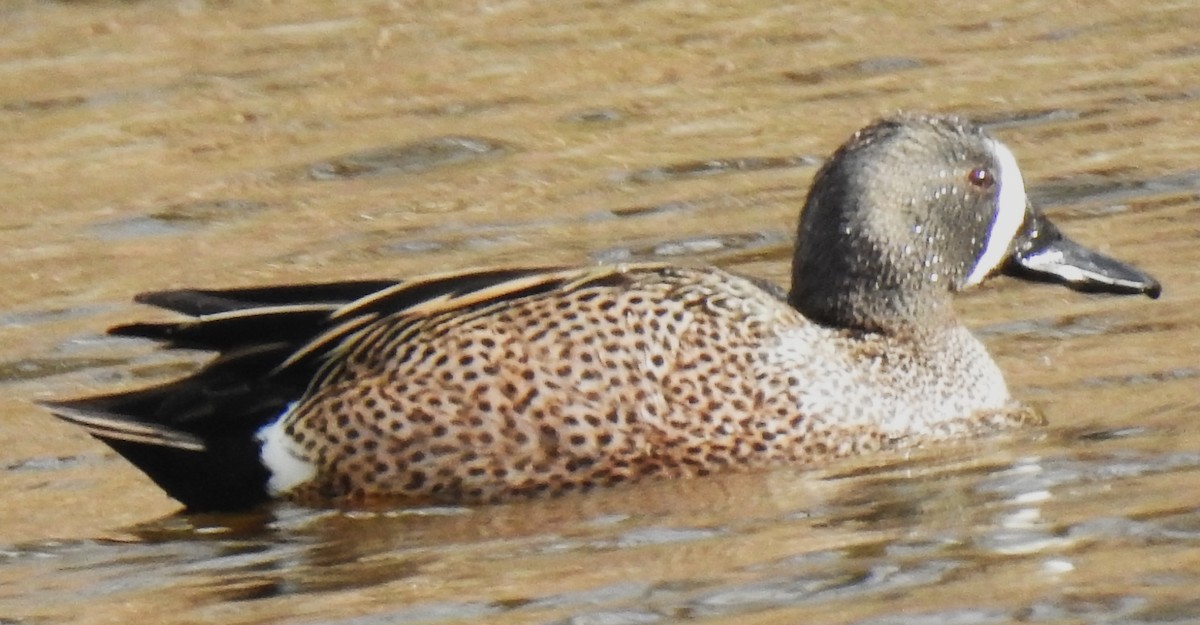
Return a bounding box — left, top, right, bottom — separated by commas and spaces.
305, 136, 510, 181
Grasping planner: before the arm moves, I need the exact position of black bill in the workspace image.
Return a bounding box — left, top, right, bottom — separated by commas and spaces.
1002, 210, 1162, 299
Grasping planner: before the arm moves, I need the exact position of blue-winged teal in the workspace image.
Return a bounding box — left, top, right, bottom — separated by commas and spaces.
43, 113, 1161, 511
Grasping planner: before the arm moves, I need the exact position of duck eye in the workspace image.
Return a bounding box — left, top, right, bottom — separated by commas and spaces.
967, 167, 995, 189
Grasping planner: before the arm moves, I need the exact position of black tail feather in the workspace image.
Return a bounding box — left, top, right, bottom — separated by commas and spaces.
43, 397, 272, 511
111, 308, 339, 352
42, 344, 310, 511
132, 279, 402, 316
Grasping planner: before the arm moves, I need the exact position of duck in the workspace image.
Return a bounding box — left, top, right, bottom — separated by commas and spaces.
41, 113, 1161, 512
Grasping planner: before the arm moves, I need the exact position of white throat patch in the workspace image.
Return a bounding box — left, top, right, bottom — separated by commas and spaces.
964, 139, 1028, 286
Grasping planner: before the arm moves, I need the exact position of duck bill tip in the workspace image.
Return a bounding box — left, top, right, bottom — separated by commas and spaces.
1002, 213, 1161, 299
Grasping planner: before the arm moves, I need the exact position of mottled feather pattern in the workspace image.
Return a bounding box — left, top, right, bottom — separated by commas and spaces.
275, 264, 1035, 505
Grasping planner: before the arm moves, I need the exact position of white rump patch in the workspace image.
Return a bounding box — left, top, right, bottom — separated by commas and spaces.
965, 139, 1028, 286
257, 404, 317, 495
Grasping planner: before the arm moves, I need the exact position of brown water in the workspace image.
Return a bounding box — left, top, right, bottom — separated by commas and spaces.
2, 1, 1199, 623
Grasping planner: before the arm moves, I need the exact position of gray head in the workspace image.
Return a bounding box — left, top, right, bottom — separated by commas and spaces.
788, 113, 1160, 334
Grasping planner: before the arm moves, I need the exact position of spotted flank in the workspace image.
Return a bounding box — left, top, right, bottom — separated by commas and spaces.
41, 113, 1161, 511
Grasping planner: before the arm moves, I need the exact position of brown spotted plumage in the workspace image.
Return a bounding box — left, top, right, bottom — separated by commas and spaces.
42, 114, 1159, 511
275, 264, 1034, 505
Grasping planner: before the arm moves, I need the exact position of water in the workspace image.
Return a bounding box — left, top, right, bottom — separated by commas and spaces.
1, 1, 1198, 623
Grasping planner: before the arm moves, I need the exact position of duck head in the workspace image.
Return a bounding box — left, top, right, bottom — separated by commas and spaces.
787, 113, 1160, 334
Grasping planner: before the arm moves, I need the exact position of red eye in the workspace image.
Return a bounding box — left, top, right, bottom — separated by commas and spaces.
967, 167, 995, 189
